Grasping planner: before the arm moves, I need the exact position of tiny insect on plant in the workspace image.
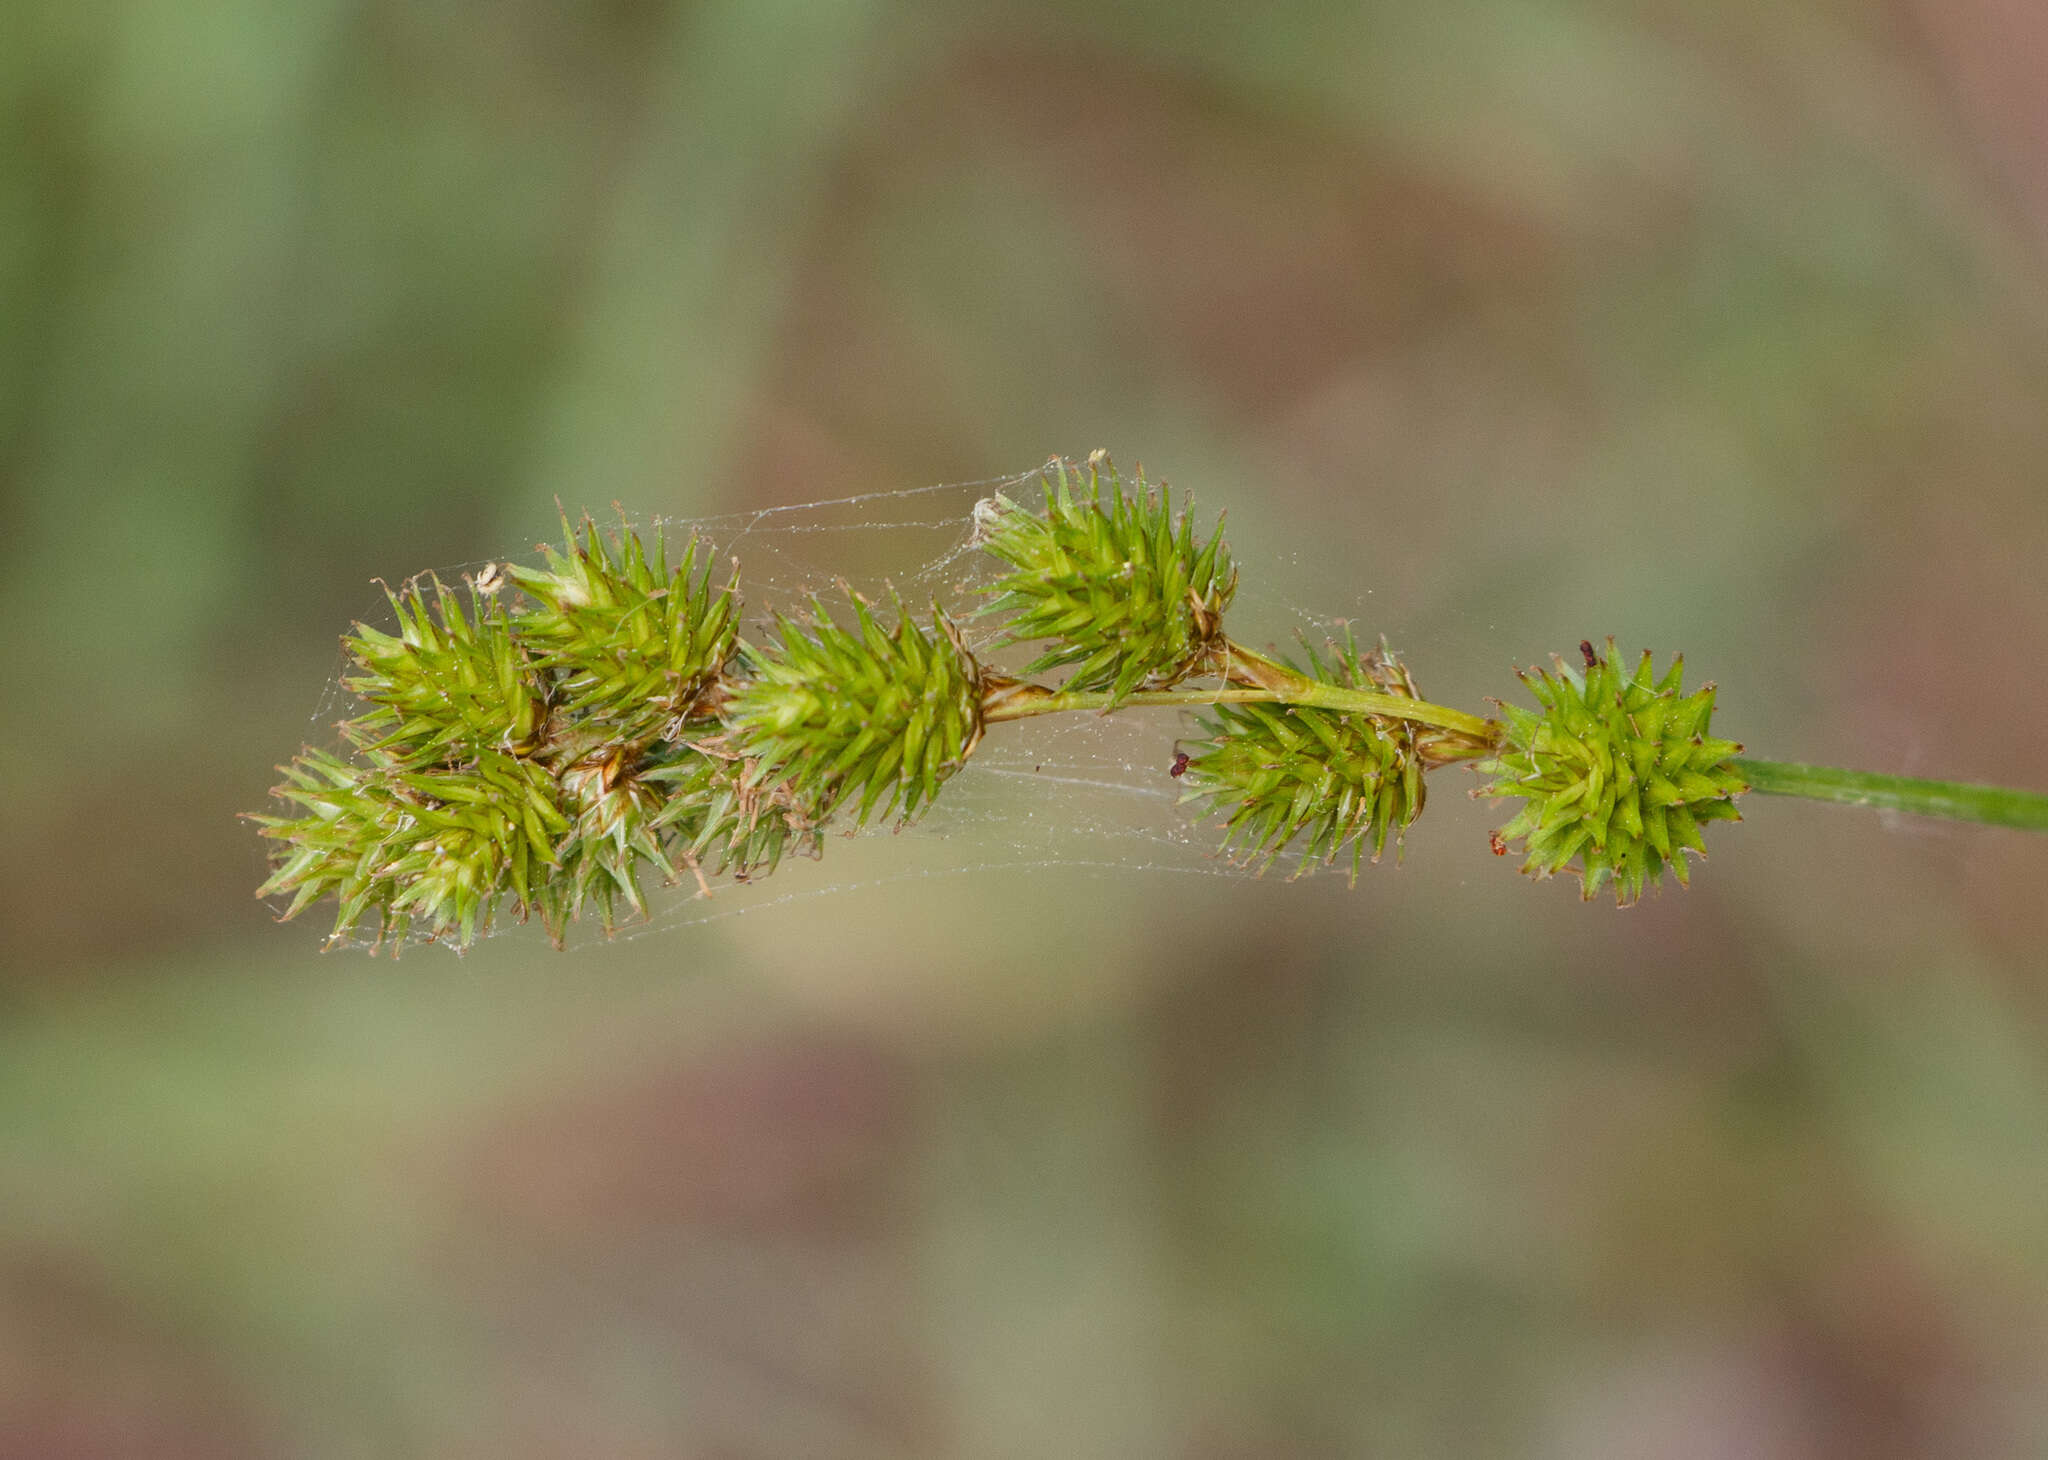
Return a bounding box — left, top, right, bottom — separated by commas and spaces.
250, 451, 2048, 952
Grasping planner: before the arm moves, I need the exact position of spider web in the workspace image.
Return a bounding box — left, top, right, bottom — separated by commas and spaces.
623, 466, 1239, 948
295, 461, 1473, 954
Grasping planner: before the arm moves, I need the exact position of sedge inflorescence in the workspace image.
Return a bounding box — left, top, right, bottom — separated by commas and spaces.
253, 521, 758, 950
255, 454, 1753, 951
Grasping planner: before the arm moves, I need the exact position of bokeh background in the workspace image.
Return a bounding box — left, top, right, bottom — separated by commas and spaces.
7, 1, 2048, 1455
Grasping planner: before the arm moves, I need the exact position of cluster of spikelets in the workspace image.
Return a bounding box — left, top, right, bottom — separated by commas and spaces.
1478, 639, 1748, 904
253, 517, 987, 952
1180, 632, 1428, 879
256, 455, 1753, 951
256, 455, 1258, 951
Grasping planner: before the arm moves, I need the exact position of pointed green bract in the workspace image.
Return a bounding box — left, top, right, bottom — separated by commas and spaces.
722, 590, 983, 830
1479, 639, 1748, 905
1181, 634, 1428, 879
976, 452, 1235, 704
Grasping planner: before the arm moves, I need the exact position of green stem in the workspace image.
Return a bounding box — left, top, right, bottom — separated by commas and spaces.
1734, 758, 2048, 832
982, 681, 1497, 743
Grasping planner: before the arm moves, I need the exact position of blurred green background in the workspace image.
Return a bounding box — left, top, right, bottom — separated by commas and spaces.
7, 1, 2048, 1454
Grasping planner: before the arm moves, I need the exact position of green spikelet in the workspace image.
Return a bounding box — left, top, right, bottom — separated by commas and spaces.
723, 590, 984, 830
1181, 634, 1428, 879
511, 515, 740, 743
1479, 638, 1748, 904
976, 451, 1235, 704
341, 577, 546, 767
253, 747, 567, 952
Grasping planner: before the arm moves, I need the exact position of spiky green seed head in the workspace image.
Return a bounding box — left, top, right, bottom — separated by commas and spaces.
722, 590, 984, 831
253, 747, 568, 952
341, 578, 546, 767
1182, 634, 1428, 879
1479, 639, 1748, 905
511, 515, 740, 743
976, 450, 1236, 704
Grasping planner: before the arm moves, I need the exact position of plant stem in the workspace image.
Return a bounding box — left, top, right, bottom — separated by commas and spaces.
1734, 758, 2048, 832
982, 680, 1497, 743
980, 637, 1501, 748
